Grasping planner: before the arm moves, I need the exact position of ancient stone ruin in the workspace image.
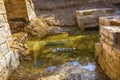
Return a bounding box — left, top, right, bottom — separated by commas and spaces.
0, 0, 120, 80
95, 15, 120, 80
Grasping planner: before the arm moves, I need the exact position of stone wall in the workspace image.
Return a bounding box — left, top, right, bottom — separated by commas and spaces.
4, 0, 35, 22
0, 0, 19, 80
95, 15, 120, 80
4, 0, 28, 22
4, 0, 36, 33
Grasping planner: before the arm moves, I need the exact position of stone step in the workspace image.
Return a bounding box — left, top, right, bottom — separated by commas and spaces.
76, 8, 115, 30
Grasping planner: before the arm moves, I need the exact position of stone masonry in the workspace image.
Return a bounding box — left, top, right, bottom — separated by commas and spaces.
76, 8, 116, 30
4, 0, 36, 22
95, 15, 120, 80
0, 0, 19, 80
4, 0, 36, 33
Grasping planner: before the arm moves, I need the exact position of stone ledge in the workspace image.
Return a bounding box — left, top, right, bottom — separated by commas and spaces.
99, 15, 120, 27
76, 8, 115, 30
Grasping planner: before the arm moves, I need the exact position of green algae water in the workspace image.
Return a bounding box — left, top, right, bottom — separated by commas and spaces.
9, 30, 109, 80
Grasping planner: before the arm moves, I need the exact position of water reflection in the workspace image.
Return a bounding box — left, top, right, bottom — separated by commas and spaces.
44, 60, 100, 80
52, 47, 77, 52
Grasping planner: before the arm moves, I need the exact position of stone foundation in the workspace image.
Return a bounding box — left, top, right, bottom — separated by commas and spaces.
96, 15, 120, 80
0, 0, 19, 80
76, 8, 116, 30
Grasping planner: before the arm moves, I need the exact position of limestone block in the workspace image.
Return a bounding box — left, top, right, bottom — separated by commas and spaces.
97, 48, 107, 71
3, 14, 8, 23
0, 42, 10, 58
76, 8, 115, 30
0, 14, 6, 23
0, 24, 11, 40
13, 51, 19, 60
5, 0, 36, 22
10, 51, 19, 70
95, 43, 102, 59
0, 4, 6, 14
97, 47, 119, 80
0, 35, 6, 45
4, 52, 12, 68
4, 0, 29, 22
104, 47, 120, 80
102, 42, 112, 54
100, 34, 113, 46
99, 15, 120, 27
0, 57, 7, 74
111, 47, 120, 63
100, 26, 120, 46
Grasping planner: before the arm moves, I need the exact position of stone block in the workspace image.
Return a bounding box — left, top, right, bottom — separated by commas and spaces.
105, 48, 120, 80
0, 57, 7, 74
3, 14, 8, 23
100, 26, 120, 46
0, 14, 6, 23
0, 36, 6, 45
10, 51, 19, 70
100, 34, 114, 46
76, 8, 115, 30
0, 24, 11, 41
111, 47, 120, 62
0, 42, 9, 58
97, 46, 120, 80
0, 4, 6, 14
4, 52, 12, 68
95, 43, 102, 59
99, 15, 120, 27
102, 42, 112, 54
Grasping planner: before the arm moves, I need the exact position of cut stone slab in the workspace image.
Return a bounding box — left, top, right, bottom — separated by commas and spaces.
76, 8, 116, 30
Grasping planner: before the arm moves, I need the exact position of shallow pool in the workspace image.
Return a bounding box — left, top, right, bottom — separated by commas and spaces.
9, 31, 109, 80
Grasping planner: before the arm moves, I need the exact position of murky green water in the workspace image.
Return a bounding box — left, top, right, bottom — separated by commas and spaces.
9, 30, 109, 80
